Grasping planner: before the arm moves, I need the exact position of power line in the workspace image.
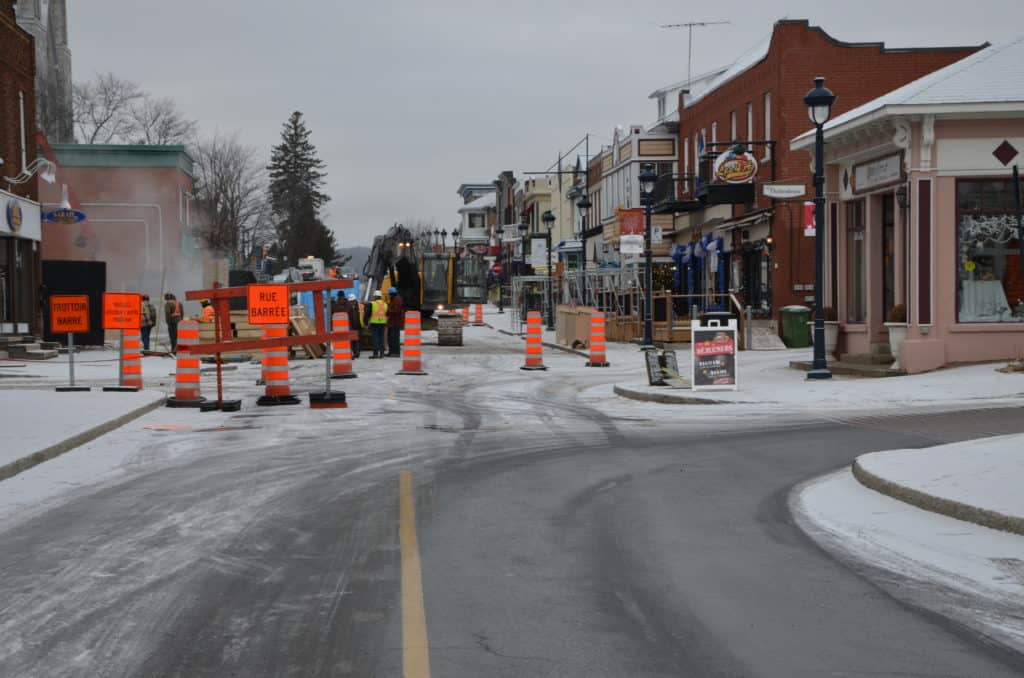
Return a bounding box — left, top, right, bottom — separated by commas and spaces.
660, 21, 731, 87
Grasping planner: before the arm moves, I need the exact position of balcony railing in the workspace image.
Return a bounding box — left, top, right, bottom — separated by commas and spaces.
650, 173, 700, 213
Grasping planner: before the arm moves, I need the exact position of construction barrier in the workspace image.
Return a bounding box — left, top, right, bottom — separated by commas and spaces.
397, 310, 427, 375
331, 312, 357, 379
167, 321, 205, 406
461, 306, 470, 325
586, 312, 610, 367
521, 310, 548, 371
257, 324, 300, 406
473, 303, 484, 326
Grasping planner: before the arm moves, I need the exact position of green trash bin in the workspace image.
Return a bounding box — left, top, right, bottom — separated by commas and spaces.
780, 305, 811, 348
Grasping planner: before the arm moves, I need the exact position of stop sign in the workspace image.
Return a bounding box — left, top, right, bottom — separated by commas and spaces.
492, 263, 503, 275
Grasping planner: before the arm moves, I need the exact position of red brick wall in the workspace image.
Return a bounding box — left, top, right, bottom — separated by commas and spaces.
0, 9, 37, 201
678, 20, 981, 313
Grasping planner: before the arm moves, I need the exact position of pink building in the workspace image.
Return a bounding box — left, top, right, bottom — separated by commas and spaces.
791, 36, 1024, 373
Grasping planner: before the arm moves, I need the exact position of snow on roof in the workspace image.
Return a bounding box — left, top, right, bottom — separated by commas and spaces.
458, 191, 496, 213
793, 35, 1022, 145
683, 32, 773, 109
647, 66, 729, 99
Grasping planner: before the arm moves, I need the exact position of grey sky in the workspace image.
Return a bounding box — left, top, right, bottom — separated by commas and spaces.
69, 1, 1020, 246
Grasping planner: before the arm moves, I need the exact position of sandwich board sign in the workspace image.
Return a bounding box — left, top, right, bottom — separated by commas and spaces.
691, 318, 739, 391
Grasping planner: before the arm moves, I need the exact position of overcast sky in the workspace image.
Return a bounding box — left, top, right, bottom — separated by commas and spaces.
69, 1, 1021, 247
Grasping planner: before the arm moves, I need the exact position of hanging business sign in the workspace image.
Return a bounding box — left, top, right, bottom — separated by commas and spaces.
713, 148, 758, 184
43, 207, 87, 225
803, 201, 816, 237
5, 200, 23, 233
466, 243, 489, 255
619, 209, 644, 236
691, 318, 738, 390
619, 234, 643, 255
763, 184, 806, 199
529, 237, 548, 267
652, 226, 663, 245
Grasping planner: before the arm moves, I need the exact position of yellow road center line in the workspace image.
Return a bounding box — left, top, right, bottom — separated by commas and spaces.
400, 470, 431, 678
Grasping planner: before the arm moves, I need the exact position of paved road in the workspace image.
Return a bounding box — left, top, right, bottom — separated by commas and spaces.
2, 337, 1024, 677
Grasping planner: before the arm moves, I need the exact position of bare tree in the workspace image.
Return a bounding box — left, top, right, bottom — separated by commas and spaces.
190, 131, 268, 264
72, 72, 143, 144
126, 96, 198, 146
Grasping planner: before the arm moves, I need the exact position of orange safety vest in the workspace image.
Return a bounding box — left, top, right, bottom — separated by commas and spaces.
370, 300, 388, 324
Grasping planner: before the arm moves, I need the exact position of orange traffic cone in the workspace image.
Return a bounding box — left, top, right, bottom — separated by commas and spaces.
586, 312, 610, 367
461, 306, 470, 324
167, 321, 205, 406
521, 311, 547, 371
106, 328, 144, 392
331, 312, 357, 379
257, 324, 300, 405
397, 310, 427, 375
473, 303, 484, 326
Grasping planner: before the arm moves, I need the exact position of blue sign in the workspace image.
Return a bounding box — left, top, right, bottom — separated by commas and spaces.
5, 200, 23, 233
43, 208, 87, 225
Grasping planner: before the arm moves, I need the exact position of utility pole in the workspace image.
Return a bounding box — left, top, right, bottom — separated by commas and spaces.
660, 21, 731, 86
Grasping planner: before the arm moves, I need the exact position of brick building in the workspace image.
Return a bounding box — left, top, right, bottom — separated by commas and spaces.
665, 20, 982, 322
1, 4, 42, 334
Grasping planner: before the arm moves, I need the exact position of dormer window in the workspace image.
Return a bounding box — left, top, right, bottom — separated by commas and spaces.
658, 96, 666, 120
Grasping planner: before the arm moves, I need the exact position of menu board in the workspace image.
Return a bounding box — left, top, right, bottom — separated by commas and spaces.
691, 321, 738, 391
645, 350, 667, 386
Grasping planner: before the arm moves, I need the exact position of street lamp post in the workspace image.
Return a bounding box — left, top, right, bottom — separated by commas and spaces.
495, 225, 505, 314
576, 195, 592, 305
804, 76, 836, 380
518, 221, 528, 276
638, 164, 658, 350
542, 209, 556, 330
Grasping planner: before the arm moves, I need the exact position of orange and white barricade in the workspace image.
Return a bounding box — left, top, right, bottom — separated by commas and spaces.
521, 310, 547, 371
461, 306, 470, 324
122, 328, 143, 388
473, 303, 484, 326
257, 324, 300, 405
331, 312, 357, 379
166, 321, 204, 406
397, 310, 427, 375
586, 312, 610, 367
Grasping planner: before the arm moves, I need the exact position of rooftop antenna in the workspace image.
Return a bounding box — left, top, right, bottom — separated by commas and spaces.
660, 21, 731, 87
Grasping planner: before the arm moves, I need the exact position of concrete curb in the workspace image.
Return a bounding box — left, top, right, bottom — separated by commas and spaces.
612, 384, 731, 405
0, 393, 166, 482
489, 325, 590, 358
851, 457, 1024, 537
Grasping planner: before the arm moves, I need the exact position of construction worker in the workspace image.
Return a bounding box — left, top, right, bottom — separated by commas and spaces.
140, 294, 157, 351
164, 292, 183, 353
200, 299, 215, 323
365, 290, 388, 359
346, 293, 362, 358
386, 287, 405, 357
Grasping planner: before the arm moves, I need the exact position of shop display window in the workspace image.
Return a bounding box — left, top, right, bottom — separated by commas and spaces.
956, 179, 1024, 323
846, 200, 867, 322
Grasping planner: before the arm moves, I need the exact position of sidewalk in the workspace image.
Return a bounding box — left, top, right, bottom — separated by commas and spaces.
853, 434, 1024, 535
0, 389, 166, 481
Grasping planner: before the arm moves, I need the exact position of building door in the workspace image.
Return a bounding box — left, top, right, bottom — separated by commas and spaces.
882, 194, 896, 321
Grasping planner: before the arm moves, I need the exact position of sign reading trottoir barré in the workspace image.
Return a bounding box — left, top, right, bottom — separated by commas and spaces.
49, 295, 90, 334
248, 284, 291, 324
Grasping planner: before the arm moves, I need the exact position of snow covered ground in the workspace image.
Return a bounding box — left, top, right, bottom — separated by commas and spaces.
855, 434, 1024, 525
793, 468, 1024, 653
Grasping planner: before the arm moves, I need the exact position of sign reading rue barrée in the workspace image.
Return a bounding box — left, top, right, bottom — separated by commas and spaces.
247, 284, 291, 324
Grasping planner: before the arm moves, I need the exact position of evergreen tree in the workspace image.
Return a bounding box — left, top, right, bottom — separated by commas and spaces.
266, 111, 339, 265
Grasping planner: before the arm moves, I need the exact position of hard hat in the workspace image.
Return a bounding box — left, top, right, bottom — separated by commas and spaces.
141, 293, 149, 299
388, 287, 397, 294
347, 294, 357, 301
373, 290, 383, 298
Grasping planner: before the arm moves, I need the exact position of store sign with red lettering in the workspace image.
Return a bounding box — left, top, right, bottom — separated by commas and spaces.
713, 148, 758, 184
619, 209, 644, 236
247, 284, 291, 324
691, 322, 739, 391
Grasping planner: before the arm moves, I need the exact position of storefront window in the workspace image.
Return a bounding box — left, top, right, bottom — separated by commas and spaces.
956, 180, 1024, 322
846, 200, 866, 322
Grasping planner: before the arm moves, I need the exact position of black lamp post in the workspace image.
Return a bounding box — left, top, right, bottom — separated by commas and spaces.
433, 228, 441, 250
441, 228, 448, 250
518, 221, 528, 275
804, 76, 836, 380
576, 194, 592, 303
542, 209, 556, 330
638, 164, 658, 350
495, 225, 505, 313
452, 227, 460, 250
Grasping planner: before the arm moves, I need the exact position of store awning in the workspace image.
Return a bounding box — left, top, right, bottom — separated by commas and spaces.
556, 240, 582, 252
711, 208, 773, 233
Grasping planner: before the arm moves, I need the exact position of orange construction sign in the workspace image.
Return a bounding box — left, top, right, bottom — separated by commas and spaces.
248, 284, 291, 325
103, 292, 142, 330
49, 295, 90, 334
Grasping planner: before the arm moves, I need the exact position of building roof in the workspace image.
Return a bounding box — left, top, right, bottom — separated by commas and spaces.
48, 144, 195, 176
792, 35, 1022, 147
457, 190, 496, 213
647, 66, 729, 99
684, 33, 772, 109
